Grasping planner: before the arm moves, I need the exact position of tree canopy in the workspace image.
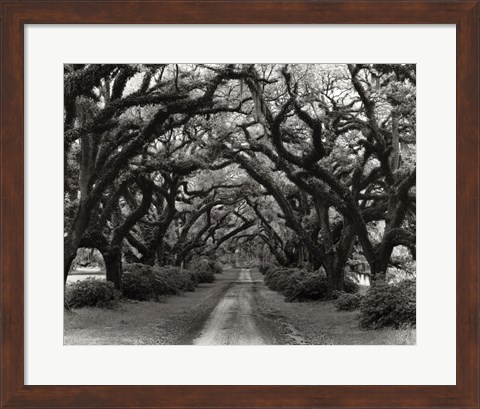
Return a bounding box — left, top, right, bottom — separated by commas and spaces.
64, 63, 416, 292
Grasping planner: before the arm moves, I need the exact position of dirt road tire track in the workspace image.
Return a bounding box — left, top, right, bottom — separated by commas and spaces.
182, 269, 284, 345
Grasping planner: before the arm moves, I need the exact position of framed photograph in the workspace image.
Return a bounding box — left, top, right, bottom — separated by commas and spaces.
1, 1, 478, 408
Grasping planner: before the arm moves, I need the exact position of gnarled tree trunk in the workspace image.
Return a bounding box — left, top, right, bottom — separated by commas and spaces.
102, 247, 122, 289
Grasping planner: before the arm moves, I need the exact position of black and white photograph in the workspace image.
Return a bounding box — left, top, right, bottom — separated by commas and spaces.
64, 63, 416, 345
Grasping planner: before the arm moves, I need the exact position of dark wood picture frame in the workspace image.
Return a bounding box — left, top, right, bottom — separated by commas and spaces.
1, 1, 478, 408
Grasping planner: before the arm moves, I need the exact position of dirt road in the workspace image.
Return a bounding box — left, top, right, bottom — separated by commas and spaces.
192, 269, 280, 345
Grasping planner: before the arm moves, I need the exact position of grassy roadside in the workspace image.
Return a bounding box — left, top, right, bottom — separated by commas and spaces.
253, 270, 416, 345
64, 269, 236, 345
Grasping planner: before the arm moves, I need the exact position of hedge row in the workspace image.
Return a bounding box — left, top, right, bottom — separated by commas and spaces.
264, 267, 359, 302
122, 264, 197, 301
122, 261, 222, 301
65, 260, 222, 308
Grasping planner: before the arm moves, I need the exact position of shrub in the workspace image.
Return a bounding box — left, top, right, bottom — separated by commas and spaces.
282, 269, 329, 302
124, 263, 152, 276
359, 279, 416, 329
156, 266, 197, 292
151, 267, 183, 296
65, 278, 120, 309
264, 267, 296, 292
259, 263, 277, 275
121, 271, 153, 301
264, 267, 359, 302
122, 264, 198, 301
179, 269, 198, 291
193, 268, 215, 284
210, 261, 223, 275
188, 257, 218, 283
334, 292, 363, 311
264, 267, 329, 302
183, 268, 198, 284
189, 257, 222, 275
